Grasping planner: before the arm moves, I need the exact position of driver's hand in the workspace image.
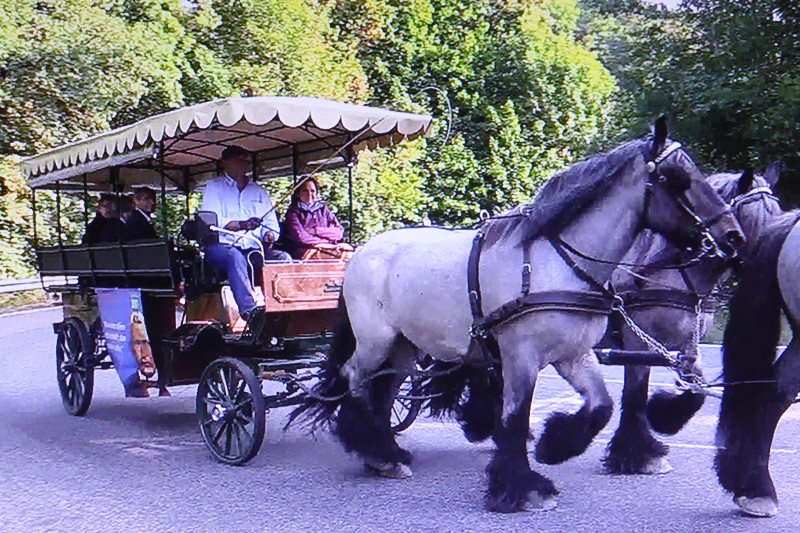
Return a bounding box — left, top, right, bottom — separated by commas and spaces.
245, 217, 261, 231
224, 221, 241, 231
264, 231, 277, 243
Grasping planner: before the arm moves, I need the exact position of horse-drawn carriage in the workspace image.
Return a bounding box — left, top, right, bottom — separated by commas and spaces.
24, 96, 432, 465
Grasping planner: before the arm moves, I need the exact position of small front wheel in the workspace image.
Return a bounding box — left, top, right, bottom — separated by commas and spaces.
391, 373, 422, 434
196, 357, 266, 465
56, 318, 95, 416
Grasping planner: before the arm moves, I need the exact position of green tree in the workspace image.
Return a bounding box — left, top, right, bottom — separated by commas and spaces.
332, 0, 617, 225
581, 0, 800, 202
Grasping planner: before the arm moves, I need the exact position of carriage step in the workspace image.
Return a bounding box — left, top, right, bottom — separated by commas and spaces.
594, 348, 680, 367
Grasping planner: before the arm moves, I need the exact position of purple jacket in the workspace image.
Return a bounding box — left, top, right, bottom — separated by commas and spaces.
284, 202, 344, 258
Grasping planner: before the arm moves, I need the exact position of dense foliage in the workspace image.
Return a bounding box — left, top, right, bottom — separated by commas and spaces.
1, 0, 794, 277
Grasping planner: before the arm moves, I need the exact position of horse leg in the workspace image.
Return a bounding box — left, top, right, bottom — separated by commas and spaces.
717, 339, 799, 517
362, 337, 419, 476
535, 352, 613, 465
336, 335, 414, 478
646, 347, 705, 436
604, 365, 671, 474
486, 357, 557, 513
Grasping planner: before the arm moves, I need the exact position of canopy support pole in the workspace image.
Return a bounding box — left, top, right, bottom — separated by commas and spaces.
55, 181, 63, 247
31, 189, 38, 249
157, 141, 167, 236
82, 174, 89, 233
346, 147, 354, 242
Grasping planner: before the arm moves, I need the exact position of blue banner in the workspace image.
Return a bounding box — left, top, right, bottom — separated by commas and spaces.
96, 288, 157, 393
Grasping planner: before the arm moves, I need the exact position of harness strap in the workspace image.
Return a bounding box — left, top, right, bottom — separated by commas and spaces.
548, 237, 610, 295
467, 230, 486, 319
475, 290, 614, 333
466, 228, 502, 365
619, 289, 700, 312
521, 245, 532, 296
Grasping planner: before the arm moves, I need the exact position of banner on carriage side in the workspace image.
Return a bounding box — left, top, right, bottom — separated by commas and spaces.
96, 288, 157, 395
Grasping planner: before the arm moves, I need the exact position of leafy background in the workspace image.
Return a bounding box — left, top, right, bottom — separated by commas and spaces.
0, 0, 797, 278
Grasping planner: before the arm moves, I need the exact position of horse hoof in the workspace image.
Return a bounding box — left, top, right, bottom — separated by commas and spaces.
526, 493, 558, 512
734, 496, 778, 517
640, 457, 673, 475
365, 461, 412, 479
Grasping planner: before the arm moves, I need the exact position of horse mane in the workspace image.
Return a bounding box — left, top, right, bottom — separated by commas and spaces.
485, 138, 649, 247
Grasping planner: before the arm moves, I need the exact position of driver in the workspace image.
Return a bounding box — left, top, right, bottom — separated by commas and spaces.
200, 145, 290, 321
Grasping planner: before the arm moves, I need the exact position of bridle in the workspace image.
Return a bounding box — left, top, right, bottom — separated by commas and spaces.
642, 141, 732, 261
731, 186, 779, 219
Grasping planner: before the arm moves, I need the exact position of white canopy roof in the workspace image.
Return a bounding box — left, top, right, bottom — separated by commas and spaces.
23, 96, 432, 191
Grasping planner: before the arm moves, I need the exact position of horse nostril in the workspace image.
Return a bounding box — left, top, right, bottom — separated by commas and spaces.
726, 230, 745, 250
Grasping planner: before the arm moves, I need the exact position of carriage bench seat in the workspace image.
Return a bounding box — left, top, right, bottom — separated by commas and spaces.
36, 240, 178, 290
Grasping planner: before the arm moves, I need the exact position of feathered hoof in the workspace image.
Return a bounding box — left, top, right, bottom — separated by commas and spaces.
734, 496, 778, 518
525, 493, 558, 512
639, 456, 673, 475
364, 460, 413, 479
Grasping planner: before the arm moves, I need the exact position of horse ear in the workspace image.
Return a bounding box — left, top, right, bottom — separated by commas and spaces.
737, 168, 755, 196
764, 161, 781, 187
652, 115, 669, 155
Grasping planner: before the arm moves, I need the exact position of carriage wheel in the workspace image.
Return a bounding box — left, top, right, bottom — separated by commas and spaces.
391, 373, 423, 434
55, 318, 95, 417
196, 357, 266, 465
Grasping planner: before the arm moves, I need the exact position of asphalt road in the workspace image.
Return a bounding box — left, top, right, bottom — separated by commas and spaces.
1, 307, 799, 533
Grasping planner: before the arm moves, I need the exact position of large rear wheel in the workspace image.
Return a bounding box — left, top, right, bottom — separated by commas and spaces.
196, 357, 266, 465
56, 318, 95, 416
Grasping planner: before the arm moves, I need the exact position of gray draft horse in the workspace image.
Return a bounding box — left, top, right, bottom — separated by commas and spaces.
715, 209, 800, 517
603, 164, 782, 476
290, 118, 744, 513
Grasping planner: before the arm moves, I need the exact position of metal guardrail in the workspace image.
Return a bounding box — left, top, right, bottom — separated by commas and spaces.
0, 277, 78, 294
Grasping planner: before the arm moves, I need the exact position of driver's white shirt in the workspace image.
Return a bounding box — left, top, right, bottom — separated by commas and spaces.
199, 174, 281, 249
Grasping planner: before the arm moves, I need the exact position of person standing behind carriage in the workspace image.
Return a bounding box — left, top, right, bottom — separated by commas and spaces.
124, 187, 158, 241
199, 145, 290, 321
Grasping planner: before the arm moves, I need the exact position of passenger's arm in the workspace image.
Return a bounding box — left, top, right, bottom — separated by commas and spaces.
314, 207, 344, 242
286, 210, 326, 246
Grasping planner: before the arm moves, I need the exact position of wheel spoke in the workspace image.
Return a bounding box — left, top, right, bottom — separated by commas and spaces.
218, 366, 232, 401
232, 378, 247, 404
204, 382, 226, 404
231, 422, 242, 458
212, 421, 228, 445
234, 396, 253, 411
236, 412, 254, 426
224, 423, 233, 456
392, 406, 404, 424
71, 375, 84, 408
233, 421, 252, 454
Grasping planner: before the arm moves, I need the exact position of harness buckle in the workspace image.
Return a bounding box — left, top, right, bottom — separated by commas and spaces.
469, 324, 487, 339
521, 263, 532, 274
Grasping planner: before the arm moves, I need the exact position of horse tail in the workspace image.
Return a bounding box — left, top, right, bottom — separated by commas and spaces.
421, 362, 503, 443
285, 294, 356, 432
715, 213, 797, 496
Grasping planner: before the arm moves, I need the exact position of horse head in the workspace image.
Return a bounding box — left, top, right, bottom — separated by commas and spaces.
640, 116, 745, 260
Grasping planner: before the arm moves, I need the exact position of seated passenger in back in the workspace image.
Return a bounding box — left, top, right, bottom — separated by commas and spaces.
283, 176, 347, 259
124, 187, 158, 241
82, 194, 117, 245
98, 195, 133, 242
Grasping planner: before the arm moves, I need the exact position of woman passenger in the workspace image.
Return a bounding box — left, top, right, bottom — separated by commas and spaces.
283, 176, 346, 259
